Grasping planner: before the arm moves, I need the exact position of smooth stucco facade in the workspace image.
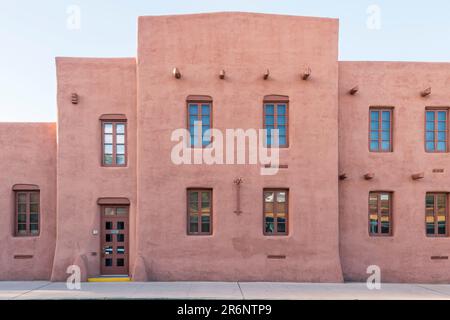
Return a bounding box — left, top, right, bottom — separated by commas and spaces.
1, 12, 449, 283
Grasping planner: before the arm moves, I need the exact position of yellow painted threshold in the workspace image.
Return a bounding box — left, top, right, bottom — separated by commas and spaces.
87, 277, 131, 282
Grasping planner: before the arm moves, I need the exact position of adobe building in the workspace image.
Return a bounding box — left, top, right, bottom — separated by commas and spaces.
1, 12, 450, 283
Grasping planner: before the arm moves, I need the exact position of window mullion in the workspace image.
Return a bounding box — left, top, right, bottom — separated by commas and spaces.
198, 191, 202, 234
377, 194, 381, 235
26, 192, 30, 236
112, 123, 117, 165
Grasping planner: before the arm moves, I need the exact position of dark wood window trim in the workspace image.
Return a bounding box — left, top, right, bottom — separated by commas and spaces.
263, 96, 289, 148
425, 108, 449, 153
426, 193, 449, 237
97, 197, 130, 205
187, 97, 213, 148
15, 190, 40, 237
263, 189, 289, 236
369, 107, 393, 152
99, 114, 127, 121
187, 189, 213, 235
12, 184, 39, 191
368, 191, 393, 237
101, 119, 127, 167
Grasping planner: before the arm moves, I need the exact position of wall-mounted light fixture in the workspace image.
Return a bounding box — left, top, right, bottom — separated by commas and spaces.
219, 69, 226, 79
263, 69, 270, 80
71, 93, 79, 104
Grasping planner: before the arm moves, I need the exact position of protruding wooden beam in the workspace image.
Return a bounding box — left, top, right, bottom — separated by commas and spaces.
219, 69, 226, 79
412, 172, 425, 180
339, 173, 347, 180
263, 69, 270, 80
421, 87, 431, 97
71, 93, 78, 104
349, 86, 359, 95
364, 173, 375, 180
302, 66, 311, 80
173, 67, 181, 79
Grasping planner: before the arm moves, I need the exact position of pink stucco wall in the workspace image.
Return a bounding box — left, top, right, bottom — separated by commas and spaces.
136, 12, 343, 282
50, 58, 137, 281
2, 13, 450, 283
0, 123, 56, 280
339, 62, 450, 283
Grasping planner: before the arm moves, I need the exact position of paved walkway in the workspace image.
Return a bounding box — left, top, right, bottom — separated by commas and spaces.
2, 281, 450, 300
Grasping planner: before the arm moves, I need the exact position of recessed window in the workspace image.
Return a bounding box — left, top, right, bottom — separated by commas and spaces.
368, 192, 392, 236
101, 120, 127, 166
15, 191, 40, 237
369, 108, 393, 152
263, 96, 289, 148
187, 189, 212, 235
187, 96, 212, 148
426, 193, 448, 237
425, 109, 448, 152
264, 189, 288, 235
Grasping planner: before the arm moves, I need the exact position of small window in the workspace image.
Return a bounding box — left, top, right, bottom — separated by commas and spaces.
368, 192, 392, 236
15, 191, 40, 236
426, 193, 448, 237
263, 97, 289, 148
101, 120, 127, 166
187, 189, 212, 235
425, 109, 448, 152
187, 97, 212, 148
369, 108, 393, 152
264, 189, 288, 235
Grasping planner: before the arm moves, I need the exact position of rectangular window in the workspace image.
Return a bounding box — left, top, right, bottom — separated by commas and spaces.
187, 189, 212, 235
102, 121, 127, 166
425, 109, 448, 152
369, 108, 392, 152
368, 192, 392, 236
188, 102, 212, 147
426, 193, 448, 237
264, 189, 288, 235
15, 191, 40, 236
264, 103, 288, 147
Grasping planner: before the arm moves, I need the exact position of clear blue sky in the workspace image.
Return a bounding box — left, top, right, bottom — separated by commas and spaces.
1, 0, 450, 122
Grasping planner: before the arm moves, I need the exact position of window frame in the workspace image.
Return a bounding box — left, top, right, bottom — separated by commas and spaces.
186, 188, 213, 236
263, 188, 289, 236
368, 191, 393, 237
14, 190, 40, 237
186, 96, 213, 149
101, 119, 127, 167
425, 108, 449, 153
263, 96, 289, 148
425, 192, 449, 238
369, 107, 393, 152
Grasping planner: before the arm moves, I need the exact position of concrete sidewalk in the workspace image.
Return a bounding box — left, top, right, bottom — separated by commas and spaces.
2, 281, 450, 300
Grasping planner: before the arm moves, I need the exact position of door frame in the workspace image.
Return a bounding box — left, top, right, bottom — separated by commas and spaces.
100, 205, 130, 275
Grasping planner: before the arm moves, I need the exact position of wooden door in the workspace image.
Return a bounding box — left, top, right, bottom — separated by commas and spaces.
100, 206, 129, 275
